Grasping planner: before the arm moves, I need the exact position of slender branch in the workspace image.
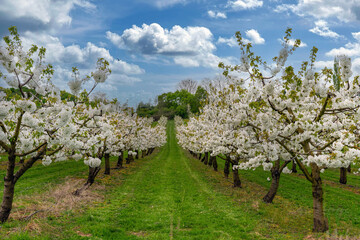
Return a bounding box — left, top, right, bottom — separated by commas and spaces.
0, 121, 7, 133
11, 111, 24, 147
47, 146, 64, 156
0, 140, 10, 152
15, 142, 47, 157
275, 139, 313, 182
314, 93, 331, 122
20, 74, 34, 88
279, 160, 291, 172
87, 82, 98, 97
267, 99, 291, 124
13, 143, 47, 183
14, 69, 26, 98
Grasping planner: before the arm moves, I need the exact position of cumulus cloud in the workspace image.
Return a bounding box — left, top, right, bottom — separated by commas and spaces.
314, 60, 333, 69
18, 31, 144, 91
208, 10, 227, 19
227, 0, 263, 10
0, 0, 95, 30
309, 20, 342, 39
23, 31, 144, 75
107, 23, 225, 68
274, 0, 360, 23
245, 29, 265, 44
326, 32, 360, 57
217, 29, 265, 47
217, 37, 238, 47
321, 32, 360, 76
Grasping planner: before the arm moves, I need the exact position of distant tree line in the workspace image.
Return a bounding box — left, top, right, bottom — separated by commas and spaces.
136, 78, 210, 119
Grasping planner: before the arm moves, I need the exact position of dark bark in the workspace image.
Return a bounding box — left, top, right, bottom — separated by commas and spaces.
104, 153, 110, 175
116, 152, 123, 168
339, 167, 347, 185
212, 156, 218, 171
0, 144, 46, 223
231, 160, 241, 188
224, 157, 230, 178
73, 166, 101, 196
292, 160, 297, 173
141, 150, 146, 158
126, 152, 133, 164
347, 165, 351, 173
203, 152, 209, 165
311, 164, 329, 232
0, 153, 16, 223
147, 148, 155, 155
198, 153, 202, 160
263, 164, 281, 203
208, 154, 213, 166
135, 150, 139, 160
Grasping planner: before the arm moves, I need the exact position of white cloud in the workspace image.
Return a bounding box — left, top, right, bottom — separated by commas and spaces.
245, 29, 265, 44
18, 31, 144, 92
274, 0, 360, 23
107, 23, 226, 68
217, 29, 265, 47
314, 60, 333, 69
0, 0, 95, 28
326, 32, 360, 57
138, 0, 187, 9
309, 20, 342, 39
23, 31, 144, 76
323, 32, 360, 76
208, 10, 227, 19
352, 32, 360, 42
217, 37, 238, 47
227, 0, 263, 10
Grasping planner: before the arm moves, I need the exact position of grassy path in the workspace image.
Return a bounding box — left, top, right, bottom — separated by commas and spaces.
61, 121, 264, 239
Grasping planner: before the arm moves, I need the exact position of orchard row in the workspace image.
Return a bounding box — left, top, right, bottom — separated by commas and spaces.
175, 29, 360, 233
0, 27, 167, 223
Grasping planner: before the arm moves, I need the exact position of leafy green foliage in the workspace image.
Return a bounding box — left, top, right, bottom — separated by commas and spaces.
137, 86, 208, 119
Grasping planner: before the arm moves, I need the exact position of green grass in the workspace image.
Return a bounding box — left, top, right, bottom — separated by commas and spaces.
0, 156, 88, 198
214, 155, 360, 236
0, 121, 359, 239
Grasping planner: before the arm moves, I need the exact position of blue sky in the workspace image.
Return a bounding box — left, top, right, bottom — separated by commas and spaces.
1, 0, 360, 106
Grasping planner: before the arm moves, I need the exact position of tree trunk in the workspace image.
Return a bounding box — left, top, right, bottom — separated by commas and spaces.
148, 148, 154, 155
311, 164, 328, 232
263, 164, 281, 203
203, 152, 209, 165
0, 179, 15, 223
135, 150, 139, 160
73, 166, 101, 196
0, 145, 46, 223
0, 153, 16, 223
141, 150, 146, 158
212, 156, 218, 171
198, 153, 202, 160
208, 154, 213, 166
200, 154, 205, 162
231, 161, 241, 188
224, 158, 230, 178
104, 153, 110, 175
116, 152, 123, 168
292, 160, 297, 173
339, 167, 347, 185
126, 152, 133, 164
347, 165, 351, 173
